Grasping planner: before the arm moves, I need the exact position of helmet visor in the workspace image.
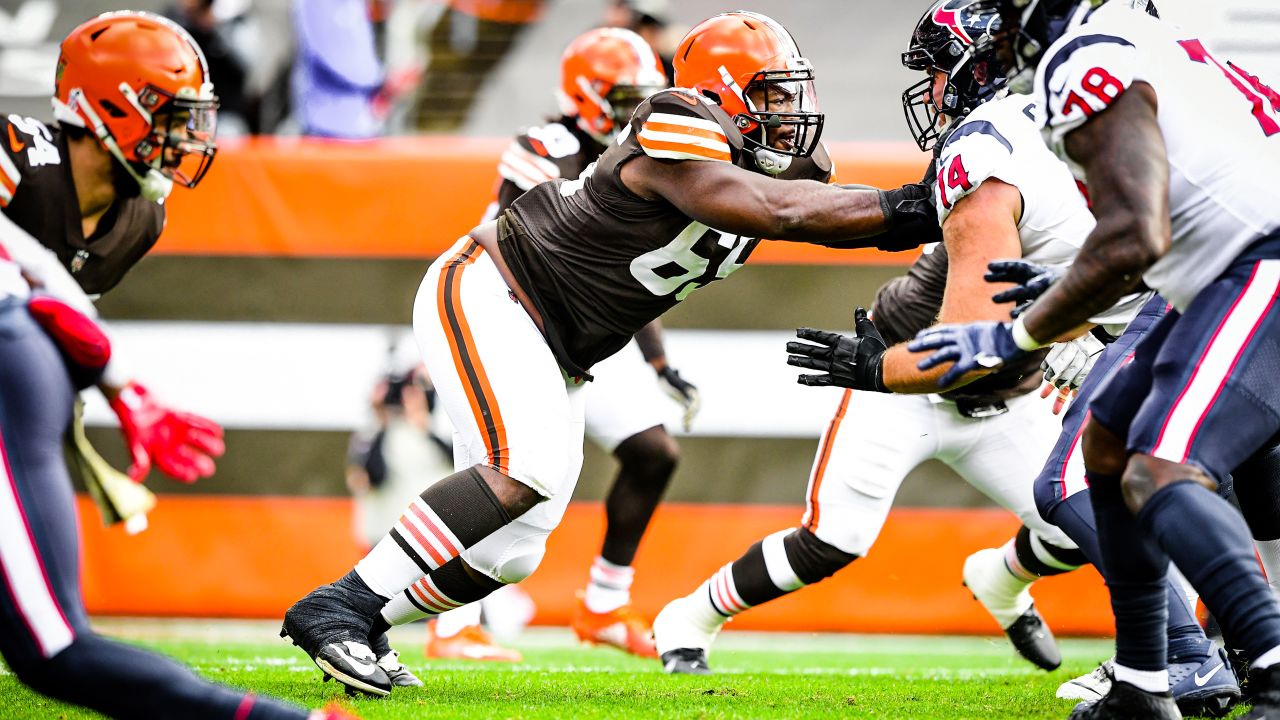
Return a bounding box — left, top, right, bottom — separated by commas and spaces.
742, 63, 823, 159
146, 90, 218, 188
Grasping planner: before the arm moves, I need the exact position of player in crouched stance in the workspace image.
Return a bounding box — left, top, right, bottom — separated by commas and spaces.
281, 11, 938, 696
0, 12, 353, 720
376, 28, 691, 660
910, 0, 1280, 717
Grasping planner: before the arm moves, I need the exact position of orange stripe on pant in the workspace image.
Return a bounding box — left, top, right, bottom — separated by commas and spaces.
803, 389, 852, 532
436, 240, 510, 474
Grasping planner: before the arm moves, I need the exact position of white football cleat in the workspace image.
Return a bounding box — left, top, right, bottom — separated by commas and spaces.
963, 547, 1062, 670
653, 594, 724, 674
1059, 659, 1114, 702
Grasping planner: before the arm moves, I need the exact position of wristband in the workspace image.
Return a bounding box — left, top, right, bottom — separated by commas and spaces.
1011, 315, 1044, 352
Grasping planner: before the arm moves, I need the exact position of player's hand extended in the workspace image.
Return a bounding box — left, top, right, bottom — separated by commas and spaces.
787, 308, 889, 392
108, 382, 225, 483
657, 367, 701, 432
1039, 333, 1106, 414
986, 260, 1063, 316
908, 321, 1026, 388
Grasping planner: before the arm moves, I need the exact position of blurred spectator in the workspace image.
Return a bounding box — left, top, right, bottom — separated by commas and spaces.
345, 366, 451, 549
603, 0, 674, 81
164, 0, 253, 135
411, 0, 547, 131
291, 0, 385, 138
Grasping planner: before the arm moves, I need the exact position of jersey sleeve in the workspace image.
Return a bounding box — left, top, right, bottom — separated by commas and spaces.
632, 90, 737, 163
1033, 33, 1140, 154
933, 116, 1017, 222
497, 131, 565, 193
0, 117, 28, 210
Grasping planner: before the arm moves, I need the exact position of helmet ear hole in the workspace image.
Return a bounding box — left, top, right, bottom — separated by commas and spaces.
99, 99, 128, 119
699, 89, 721, 104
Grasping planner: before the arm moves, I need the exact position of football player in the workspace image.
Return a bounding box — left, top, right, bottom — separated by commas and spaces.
909, 0, 1280, 717
655, 0, 1118, 678
281, 11, 939, 696
0, 12, 353, 720
376, 27, 689, 660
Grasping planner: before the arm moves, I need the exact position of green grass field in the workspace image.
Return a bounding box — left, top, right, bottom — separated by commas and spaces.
0, 619, 1251, 719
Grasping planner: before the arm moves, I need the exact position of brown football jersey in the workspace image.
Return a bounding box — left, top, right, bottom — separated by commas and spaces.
872, 243, 1046, 401
0, 114, 163, 295
500, 89, 831, 377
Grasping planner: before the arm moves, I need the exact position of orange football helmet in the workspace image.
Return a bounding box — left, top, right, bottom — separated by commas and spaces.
673, 12, 823, 174
53, 11, 218, 200
558, 27, 667, 143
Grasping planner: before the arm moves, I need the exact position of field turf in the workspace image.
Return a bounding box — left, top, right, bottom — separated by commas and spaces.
0, 619, 1252, 718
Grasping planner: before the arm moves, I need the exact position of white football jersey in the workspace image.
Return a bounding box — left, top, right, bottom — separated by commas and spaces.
1032, 1, 1280, 311
935, 92, 1142, 326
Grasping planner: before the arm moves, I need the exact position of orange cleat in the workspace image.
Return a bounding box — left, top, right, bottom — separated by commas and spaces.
309, 702, 362, 720
423, 621, 522, 663
570, 596, 658, 658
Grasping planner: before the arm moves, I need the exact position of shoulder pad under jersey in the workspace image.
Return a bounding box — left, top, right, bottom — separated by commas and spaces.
631, 89, 742, 163
934, 97, 1022, 216
1033, 28, 1138, 153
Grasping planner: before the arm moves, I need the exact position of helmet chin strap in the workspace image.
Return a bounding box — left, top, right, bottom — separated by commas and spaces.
60, 88, 174, 203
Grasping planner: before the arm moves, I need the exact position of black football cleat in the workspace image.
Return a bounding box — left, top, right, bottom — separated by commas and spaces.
661, 648, 712, 675
1069, 680, 1181, 720
281, 575, 391, 697
1005, 605, 1063, 671
1241, 663, 1280, 719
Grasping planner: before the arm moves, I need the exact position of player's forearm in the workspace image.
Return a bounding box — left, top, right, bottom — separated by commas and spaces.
882, 342, 990, 393
750, 182, 890, 243
634, 319, 667, 368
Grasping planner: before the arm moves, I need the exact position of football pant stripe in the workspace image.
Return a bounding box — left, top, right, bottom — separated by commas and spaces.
636, 135, 732, 162
0, 423, 75, 658
802, 389, 851, 532
1152, 260, 1280, 462
437, 240, 510, 474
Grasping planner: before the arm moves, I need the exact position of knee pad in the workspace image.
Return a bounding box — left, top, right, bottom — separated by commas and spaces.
783, 528, 858, 586
464, 528, 549, 584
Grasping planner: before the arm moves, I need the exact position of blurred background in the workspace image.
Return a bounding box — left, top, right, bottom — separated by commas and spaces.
2, 0, 1275, 634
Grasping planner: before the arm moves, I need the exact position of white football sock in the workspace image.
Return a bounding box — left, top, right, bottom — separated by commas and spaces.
1256, 539, 1280, 600
584, 556, 634, 614
1112, 663, 1169, 693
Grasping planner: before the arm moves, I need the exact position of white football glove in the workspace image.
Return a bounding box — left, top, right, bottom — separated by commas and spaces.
1040, 333, 1106, 415
1043, 333, 1106, 391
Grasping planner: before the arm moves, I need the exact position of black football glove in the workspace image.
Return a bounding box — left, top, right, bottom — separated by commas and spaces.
985, 259, 1064, 317
787, 308, 889, 392
656, 366, 700, 432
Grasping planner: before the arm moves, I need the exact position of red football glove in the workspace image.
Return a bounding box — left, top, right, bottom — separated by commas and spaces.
108, 382, 225, 483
